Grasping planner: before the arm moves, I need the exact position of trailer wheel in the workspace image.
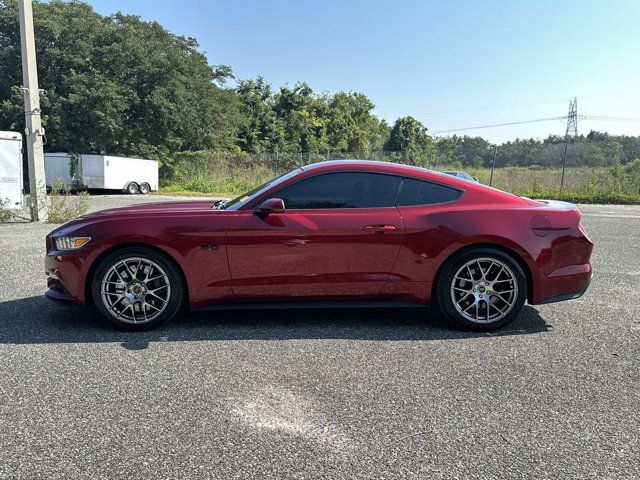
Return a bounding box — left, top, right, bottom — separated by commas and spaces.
126, 182, 139, 194
139, 183, 151, 194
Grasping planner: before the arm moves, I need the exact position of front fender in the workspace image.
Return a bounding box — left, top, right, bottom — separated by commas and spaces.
47, 214, 234, 307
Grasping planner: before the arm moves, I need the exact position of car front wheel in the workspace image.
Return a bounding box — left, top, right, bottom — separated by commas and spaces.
435, 248, 527, 330
92, 247, 184, 330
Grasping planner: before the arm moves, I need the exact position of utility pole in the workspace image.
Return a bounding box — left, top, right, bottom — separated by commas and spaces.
560, 97, 578, 190
489, 145, 497, 186
18, 0, 47, 221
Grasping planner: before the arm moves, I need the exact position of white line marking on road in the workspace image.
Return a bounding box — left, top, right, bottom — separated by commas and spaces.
582, 214, 640, 219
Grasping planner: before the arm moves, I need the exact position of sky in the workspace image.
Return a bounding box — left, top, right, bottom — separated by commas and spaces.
85, 0, 640, 142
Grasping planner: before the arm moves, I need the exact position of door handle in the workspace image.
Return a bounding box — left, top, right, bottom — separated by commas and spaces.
363, 224, 396, 234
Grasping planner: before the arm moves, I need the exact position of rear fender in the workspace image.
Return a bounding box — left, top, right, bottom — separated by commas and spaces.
431, 236, 537, 303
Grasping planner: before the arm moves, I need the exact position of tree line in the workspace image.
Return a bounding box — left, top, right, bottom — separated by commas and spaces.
1, 0, 639, 170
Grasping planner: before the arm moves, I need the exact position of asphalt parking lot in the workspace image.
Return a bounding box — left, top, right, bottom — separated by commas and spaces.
0, 198, 638, 479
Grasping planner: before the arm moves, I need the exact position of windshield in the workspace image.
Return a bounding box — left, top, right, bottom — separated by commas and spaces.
215, 168, 302, 210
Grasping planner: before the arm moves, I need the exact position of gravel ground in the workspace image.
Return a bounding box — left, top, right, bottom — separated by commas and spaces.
0, 198, 638, 479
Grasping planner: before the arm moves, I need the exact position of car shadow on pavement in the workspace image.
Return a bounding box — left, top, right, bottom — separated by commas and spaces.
0, 296, 552, 349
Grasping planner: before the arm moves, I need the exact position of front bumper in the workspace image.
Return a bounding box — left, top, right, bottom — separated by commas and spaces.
44, 249, 86, 305
44, 275, 83, 305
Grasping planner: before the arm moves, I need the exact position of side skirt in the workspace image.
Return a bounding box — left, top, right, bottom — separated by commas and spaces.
195, 300, 428, 312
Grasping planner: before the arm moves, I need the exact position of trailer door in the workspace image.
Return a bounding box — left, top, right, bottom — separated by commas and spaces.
0, 132, 23, 209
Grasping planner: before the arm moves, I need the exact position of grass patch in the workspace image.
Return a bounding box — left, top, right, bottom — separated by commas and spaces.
517, 189, 640, 205
160, 178, 259, 197
162, 150, 274, 197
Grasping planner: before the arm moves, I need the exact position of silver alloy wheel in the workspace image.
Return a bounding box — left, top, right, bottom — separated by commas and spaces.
450, 257, 518, 324
139, 183, 150, 194
100, 257, 171, 324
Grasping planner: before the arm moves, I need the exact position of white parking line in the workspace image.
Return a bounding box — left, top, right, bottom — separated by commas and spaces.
582, 214, 640, 219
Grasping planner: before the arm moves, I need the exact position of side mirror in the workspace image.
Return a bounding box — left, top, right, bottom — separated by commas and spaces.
254, 198, 285, 214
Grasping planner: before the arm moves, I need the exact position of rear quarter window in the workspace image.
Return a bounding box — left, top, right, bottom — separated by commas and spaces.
396, 178, 462, 206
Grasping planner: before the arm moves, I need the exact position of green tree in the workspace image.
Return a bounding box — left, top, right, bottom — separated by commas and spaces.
384, 116, 432, 165
273, 82, 329, 154
325, 91, 385, 156
458, 136, 492, 167
434, 136, 462, 166
0, 0, 242, 162
235, 77, 284, 153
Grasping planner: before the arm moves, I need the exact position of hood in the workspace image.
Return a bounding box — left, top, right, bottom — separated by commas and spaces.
49, 200, 222, 237
82, 200, 217, 218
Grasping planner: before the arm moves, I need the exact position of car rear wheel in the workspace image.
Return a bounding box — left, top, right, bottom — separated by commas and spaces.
139, 182, 150, 194
126, 182, 139, 194
435, 248, 526, 330
92, 247, 184, 330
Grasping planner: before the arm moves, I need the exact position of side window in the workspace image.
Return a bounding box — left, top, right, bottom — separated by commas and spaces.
274, 172, 401, 209
396, 178, 462, 206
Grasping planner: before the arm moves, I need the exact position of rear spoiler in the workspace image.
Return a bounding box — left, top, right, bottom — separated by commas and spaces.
529, 199, 581, 234
533, 199, 579, 210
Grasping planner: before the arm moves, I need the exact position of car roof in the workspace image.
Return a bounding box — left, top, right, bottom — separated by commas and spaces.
300, 159, 471, 185
300, 159, 439, 177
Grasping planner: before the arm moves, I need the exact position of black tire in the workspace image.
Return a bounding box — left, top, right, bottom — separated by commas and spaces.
92, 246, 185, 330
126, 182, 139, 194
139, 183, 151, 194
435, 247, 527, 331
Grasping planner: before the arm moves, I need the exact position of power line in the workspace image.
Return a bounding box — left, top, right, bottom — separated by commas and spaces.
432, 116, 564, 134
431, 113, 640, 135
584, 115, 640, 123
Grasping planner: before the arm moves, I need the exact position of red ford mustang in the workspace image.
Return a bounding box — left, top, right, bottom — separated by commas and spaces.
45, 160, 593, 331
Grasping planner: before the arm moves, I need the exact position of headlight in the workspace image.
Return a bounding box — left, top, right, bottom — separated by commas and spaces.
54, 236, 91, 250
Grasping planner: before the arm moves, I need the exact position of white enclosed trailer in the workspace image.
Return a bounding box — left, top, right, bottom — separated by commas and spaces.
44, 152, 76, 187
82, 155, 158, 194
44, 153, 158, 194
0, 131, 24, 209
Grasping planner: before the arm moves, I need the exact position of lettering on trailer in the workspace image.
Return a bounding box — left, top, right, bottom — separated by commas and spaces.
1, 177, 19, 183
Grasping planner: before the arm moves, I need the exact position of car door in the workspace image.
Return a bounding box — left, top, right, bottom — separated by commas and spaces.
225, 171, 405, 299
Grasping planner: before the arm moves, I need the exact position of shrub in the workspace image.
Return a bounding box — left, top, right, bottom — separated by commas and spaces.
0, 198, 11, 222
46, 177, 89, 223
623, 158, 640, 193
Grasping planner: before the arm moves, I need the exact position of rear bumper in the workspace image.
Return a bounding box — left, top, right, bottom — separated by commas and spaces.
531, 269, 592, 305
529, 223, 594, 304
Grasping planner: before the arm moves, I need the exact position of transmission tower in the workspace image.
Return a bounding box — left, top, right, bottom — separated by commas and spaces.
561, 97, 578, 189
566, 97, 578, 137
